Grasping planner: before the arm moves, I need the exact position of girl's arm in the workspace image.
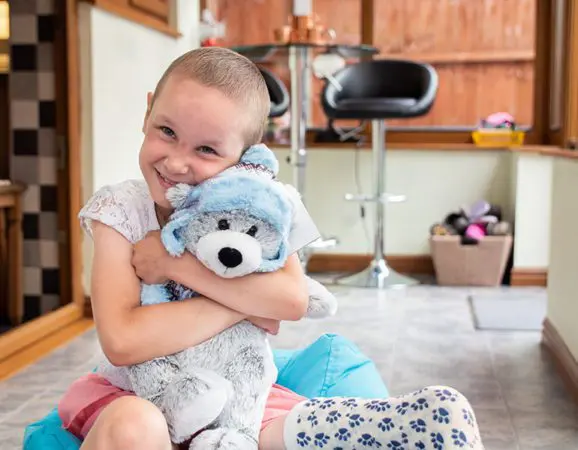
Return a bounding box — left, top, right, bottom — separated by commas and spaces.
132, 231, 309, 321
91, 220, 257, 367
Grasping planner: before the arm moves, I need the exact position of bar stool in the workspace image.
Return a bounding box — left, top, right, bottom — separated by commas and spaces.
321, 59, 438, 289
259, 67, 289, 118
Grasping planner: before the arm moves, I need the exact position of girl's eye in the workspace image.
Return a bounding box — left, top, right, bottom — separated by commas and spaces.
198, 146, 217, 155
160, 126, 176, 138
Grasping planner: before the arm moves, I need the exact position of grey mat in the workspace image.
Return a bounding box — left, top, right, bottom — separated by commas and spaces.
468, 294, 547, 331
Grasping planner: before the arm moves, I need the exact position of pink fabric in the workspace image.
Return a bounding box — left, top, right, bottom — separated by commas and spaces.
58, 373, 305, 440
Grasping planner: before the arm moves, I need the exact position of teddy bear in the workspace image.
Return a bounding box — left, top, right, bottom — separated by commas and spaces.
97, 144, 338, 449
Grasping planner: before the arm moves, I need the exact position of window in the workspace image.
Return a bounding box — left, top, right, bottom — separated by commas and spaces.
203, 0, 578, 148
85, 0, 178, 38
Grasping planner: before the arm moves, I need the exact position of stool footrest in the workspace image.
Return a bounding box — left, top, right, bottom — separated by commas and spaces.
344, 193, 406, 203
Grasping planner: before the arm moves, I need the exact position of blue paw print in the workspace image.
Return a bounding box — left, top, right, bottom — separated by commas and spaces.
411, 398, 429, 411
410, 418, 427, 433
415, 441, 426, 449
326, 410, 342, 423
386, 440, 403, 449
334, 428, 352, 442
401, 432, 409, 444
296, 432, 311, 447
348, 413, 365, 427
314, 432, 330, 447
430, 432, 445, 450
304, 398, 321, 407
307, 412, 319, 426
462, 408, 474, 426
451, 428, 468, 447
432, 407, 450, 424
435, 388, 458, 402
377, 417, 395, 432
358, 433, 382, 447
320, 399, 336, 410
395, 401, 410, 415
342, 398, 359, 407
365, 400, 391, 412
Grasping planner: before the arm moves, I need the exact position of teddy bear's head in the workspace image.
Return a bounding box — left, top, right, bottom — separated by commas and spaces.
160, 145, 295, 278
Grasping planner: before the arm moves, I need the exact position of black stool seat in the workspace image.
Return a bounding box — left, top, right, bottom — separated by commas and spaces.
322, 59, 438, 120
259, 67, 289, 118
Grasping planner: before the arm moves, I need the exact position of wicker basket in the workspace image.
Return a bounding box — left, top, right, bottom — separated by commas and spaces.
430, 235, 513, 287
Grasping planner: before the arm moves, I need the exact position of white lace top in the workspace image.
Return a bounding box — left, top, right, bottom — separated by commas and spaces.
79, 179, 320, 253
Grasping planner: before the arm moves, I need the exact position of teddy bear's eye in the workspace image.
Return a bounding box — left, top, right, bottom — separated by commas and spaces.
218, 219, 230, 230
247, 225, 258, 237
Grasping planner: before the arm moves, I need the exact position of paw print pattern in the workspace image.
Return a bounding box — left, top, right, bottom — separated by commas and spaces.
410, 418, 427, 433
303, 398, 321, 408
386, 440, 404, 449
415, 441, 426, 449
430, 432, 445, 450
296, 432, 311, 447
432, 407, 451, 424
411, 398, 429, 411
435, 388, 459, 402
358, 433, 382, 447
314, 432, 330, 447
348, 413, 365, 427
326, 410, 342, 423
395, 401, 410, 416
334, 428, 352, 442
462, 408, 475, 426
342, 398, 359, 407
320, 399, 336, 410
365, 400, 391, 412
307, 412, 319, 426
451, 428, 468, 447
377, 417, 395, 432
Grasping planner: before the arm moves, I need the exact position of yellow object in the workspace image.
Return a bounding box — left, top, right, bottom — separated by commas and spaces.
471, 129, 525, 148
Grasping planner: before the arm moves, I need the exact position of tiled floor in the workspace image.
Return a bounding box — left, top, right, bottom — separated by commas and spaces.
1, 283, 577, 449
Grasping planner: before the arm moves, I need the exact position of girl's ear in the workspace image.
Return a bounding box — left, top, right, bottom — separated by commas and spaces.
143, 92, 153, 133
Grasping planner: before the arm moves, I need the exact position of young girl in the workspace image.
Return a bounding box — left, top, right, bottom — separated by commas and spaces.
58, 47, 484, 450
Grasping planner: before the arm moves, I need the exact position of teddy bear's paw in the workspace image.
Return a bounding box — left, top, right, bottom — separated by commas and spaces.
189, 427, 257, 450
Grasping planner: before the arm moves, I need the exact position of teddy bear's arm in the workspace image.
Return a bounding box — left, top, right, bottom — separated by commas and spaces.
305, 276, 338, 318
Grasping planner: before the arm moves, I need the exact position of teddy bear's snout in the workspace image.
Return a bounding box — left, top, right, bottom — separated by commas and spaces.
218, 247, 243, 268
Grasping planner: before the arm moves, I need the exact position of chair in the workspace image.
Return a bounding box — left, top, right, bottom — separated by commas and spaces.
259, 66, 289, 118
321, 59, 438, 288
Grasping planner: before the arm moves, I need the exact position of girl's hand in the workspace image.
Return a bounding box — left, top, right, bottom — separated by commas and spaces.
132, 231, 171, 284
248, 316, 281, 335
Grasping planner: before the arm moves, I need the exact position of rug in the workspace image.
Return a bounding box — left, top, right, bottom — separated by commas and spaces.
468, 293, 546, 331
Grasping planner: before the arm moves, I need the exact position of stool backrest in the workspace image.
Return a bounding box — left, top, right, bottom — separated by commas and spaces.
322, 59, 439, 119
259, 67, 290, 118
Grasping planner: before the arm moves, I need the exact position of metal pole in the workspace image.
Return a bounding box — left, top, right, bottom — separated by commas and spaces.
372, 119, 385, 262
289, 45, 308, 202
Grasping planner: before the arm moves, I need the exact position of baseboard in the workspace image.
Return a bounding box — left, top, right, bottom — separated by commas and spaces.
510, 268, 548, 287
0, 318, 94, 381
542, 318, 578, 405
307, 253, 434, 274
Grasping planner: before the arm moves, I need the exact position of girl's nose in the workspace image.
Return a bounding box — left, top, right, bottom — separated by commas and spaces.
163, 155, 189, 175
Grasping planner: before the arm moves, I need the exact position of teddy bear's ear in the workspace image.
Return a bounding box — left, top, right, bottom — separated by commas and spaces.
166, 183, 198, 210
258, 239, 290, 273
160, 210, 194, 257
241, 144, 279, 176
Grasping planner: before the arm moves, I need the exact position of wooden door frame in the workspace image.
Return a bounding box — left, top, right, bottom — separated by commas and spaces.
0, 0, 85, 364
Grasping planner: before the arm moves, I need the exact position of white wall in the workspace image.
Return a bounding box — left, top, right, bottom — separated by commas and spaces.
547, 157, 578, 360
511, 153, 553, 269
273, 148, 513, 255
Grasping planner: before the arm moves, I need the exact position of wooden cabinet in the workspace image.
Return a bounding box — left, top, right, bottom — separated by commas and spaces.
129, 0, 169, 21
0, 183, 25, 327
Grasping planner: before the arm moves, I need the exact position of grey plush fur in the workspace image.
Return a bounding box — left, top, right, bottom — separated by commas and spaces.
98, 186, 337, 449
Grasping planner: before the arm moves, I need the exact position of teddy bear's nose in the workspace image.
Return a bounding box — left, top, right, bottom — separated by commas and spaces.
218, 247, 243, 268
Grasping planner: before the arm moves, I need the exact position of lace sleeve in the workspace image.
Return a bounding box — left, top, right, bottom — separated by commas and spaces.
79, 184, 142, 244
